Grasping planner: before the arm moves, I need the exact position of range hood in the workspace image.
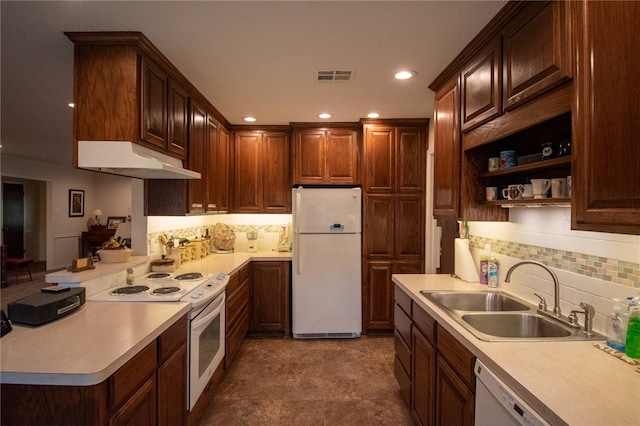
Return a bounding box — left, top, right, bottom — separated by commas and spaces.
77, 141, 200, 179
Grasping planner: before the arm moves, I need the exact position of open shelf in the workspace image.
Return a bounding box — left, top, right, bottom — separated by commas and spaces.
485, 197, 571, 208
480, 156, 571, 178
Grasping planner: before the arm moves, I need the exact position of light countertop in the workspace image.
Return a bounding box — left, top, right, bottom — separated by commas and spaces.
1, 251, 291, 386
393, 274, 640, 426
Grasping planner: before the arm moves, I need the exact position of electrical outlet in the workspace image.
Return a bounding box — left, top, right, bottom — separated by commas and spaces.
258, 228, 265, 238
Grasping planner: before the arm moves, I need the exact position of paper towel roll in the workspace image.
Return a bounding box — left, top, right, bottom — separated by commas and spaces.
454, 238, 480, 282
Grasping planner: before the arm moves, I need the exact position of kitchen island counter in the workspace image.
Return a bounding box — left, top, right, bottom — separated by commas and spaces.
0, 300, 190, 386
393, 274, 640, 426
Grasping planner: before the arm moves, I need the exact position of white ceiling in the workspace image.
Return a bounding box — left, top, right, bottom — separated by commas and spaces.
1, 0, 506, 167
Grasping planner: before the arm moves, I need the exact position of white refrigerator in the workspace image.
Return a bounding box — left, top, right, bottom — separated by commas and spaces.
292, 186, 362, 338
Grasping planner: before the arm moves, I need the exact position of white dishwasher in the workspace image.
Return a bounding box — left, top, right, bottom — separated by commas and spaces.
474, 360, 549, 426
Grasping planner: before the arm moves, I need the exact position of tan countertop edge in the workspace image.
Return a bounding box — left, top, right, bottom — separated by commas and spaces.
392, 274, 640, 426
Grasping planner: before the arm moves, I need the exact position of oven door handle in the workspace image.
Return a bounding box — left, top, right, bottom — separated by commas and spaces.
191, 293, 225, 330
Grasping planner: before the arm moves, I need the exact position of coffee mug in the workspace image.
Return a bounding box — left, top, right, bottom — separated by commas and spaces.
530, 179, 551, 199
499, 150, 517, 169
551, 178, 567, 198
521, 183, 534, 199
502, 184, 524, 200
485, 186, 498, 201
488, 157, 500, 172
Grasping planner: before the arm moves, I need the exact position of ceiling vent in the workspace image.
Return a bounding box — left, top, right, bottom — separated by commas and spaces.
315, 69, 354, 83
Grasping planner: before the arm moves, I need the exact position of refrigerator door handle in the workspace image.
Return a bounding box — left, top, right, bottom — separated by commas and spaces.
294, 232, 301, 275
294, 188, 301, 234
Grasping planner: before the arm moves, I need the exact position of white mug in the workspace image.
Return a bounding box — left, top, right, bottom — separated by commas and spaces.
485, 186, 498, 201
530, 179, 551, 199
551, 178, 567, 198
502, 184, 525, 200
521, 183, 534, 199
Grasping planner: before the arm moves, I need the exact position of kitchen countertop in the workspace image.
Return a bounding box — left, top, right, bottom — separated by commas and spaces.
1, 251, 291, 386
45, 255, 149, 284
393, 274, 640, 426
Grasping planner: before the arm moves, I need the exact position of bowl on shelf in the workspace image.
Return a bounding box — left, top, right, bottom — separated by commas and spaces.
97, 248, 133, 263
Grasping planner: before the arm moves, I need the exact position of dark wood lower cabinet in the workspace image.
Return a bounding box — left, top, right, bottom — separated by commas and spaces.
412, 328, 436, 426
158, 344, 188, 426
436, 357, 475, 426
249, 261, 290, 336
110, 375, 157, 426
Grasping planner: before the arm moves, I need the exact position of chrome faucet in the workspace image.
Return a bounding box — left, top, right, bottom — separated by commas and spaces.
569, 302, 595, 336
505, 260, 561, 317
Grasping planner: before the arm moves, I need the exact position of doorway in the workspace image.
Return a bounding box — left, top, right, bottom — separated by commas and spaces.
2, 182, 25, 258
1, 178, 47, 263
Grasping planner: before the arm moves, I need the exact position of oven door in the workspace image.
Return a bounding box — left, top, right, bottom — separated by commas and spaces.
188, 291, 225, 411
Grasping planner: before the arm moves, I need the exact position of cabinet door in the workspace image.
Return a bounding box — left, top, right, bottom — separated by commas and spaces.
460, 37, 502, 132
363, 125, 394, 192
293, 129, 325, 184
141, 56, 168, 150
364, 194, 394, 258
233, 132, 262, 213
250, 262, 290, 335
503, 1, 571, 110
326, 129, 359, 184
262, 132, 291, 213
217, 125, 231, 212
433, 76, 461, 219
364, 260, 394, 331
435, 357, 474, 426
412, 328, 436, 426
572, 1, 640, 235
167, 79, 188, 159
110, 376, 157, 426
157, 345, 187, 426
188, 100, 207, 213
205, 115, 219, 213
395, 127, 426, 192
395, 194, 424, 260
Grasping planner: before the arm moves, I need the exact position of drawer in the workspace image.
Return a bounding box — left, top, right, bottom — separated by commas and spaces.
225, 305, 249, 369
157, 315, 187, 364
394, 303, 412, 347
437, 325, 475, 390
413, 304, 436, 345
394, 330, 411, 376
225, 272, 241, 297
110, 340, 157, 409
394, 285, 412, 316
239, 264, 250, 284
226, 282, 249, 329
394, 356, 411, 406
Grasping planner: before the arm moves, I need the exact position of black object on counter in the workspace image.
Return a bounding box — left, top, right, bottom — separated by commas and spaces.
1, 310, 12, 337
8, 287, 85, 326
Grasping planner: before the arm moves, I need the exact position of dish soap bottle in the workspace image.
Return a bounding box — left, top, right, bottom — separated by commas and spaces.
479, 244, 491, 285
625, 296, 640, 359
487, 253, 499, 288
606, 300, 627, 351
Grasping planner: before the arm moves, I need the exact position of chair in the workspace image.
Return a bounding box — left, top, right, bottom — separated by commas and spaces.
5, 257, 33, 285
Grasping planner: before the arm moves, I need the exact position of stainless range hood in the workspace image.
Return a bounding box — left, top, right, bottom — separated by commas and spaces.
77, 141, 200, 179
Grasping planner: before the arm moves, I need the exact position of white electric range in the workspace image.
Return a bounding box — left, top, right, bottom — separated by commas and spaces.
88, 271, 227, 304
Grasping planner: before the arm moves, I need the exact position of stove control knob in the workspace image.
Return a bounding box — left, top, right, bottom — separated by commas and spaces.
191, 289, 203, 299
216, 273, 226, 280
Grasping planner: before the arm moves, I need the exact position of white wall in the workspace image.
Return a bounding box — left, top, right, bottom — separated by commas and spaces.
1, 155, 132, 269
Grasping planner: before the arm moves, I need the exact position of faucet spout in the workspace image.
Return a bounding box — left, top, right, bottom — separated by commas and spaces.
505, 260, 561, 317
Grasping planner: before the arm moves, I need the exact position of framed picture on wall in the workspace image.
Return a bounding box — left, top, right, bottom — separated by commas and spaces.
69, 189, 84, 217
107, 216, 127, 230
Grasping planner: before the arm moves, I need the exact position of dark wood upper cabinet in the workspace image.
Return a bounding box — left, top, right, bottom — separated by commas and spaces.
433, 76, 461, 219
188, 100, 207, 214
502, 1, 571, 110
460, 37, 502, 132
571, 0, 640, 235
363, 125, 394, 192
233, 130, 291, 213
292, 126, 359, 185
167, 79, 189, 158
141, 55, 168, 149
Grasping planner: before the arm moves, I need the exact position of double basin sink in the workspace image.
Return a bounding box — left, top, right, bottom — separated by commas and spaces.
420, 290, 605, 342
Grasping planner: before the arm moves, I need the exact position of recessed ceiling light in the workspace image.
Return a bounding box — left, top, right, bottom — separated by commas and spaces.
68, 103, 75, 108
367, 112, 380, 118
318, 113, 332, 119
394, 70, 416, 80
243, 116, 257, 122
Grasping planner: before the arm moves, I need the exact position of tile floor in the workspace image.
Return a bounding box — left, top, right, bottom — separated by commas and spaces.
200, 336, 414, 425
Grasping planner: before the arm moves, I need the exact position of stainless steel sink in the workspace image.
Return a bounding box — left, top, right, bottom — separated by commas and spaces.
462, 313, 572, 338
420, 290, 606, 342
424, 291, 530, 312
